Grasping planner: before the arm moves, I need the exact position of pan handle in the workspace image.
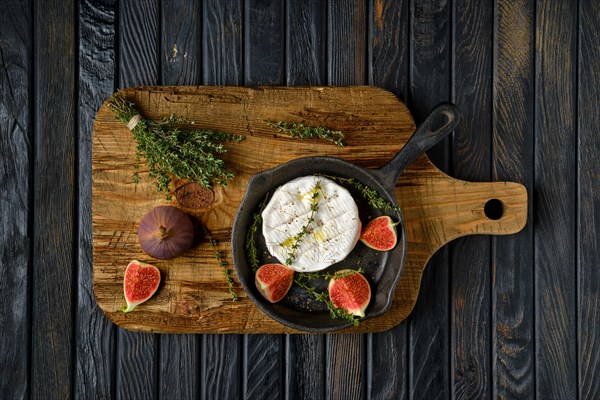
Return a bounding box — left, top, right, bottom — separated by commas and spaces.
375, 102, 460, 191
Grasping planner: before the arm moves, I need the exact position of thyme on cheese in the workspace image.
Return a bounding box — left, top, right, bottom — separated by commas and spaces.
281, 181, 323, 266
108, 94, 244, 199
266, 120, 345, 147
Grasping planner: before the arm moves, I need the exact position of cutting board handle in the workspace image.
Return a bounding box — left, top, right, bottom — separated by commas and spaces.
377, 103, 460, 190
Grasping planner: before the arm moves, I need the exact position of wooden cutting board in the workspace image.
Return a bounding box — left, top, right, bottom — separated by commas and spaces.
92, 86, 527, 334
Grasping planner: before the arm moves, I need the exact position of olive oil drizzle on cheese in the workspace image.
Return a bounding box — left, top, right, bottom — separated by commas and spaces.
281, 181, 323, 266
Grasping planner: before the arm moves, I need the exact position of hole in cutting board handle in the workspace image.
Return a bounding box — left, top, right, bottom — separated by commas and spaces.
484, 199, 504, 220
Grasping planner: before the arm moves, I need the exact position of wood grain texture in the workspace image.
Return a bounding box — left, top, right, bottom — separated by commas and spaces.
76, 1, 117, 399
202, 2, 244, 398
31, 0, 76, 398
244, 0, 285, 86
407, 1, 451, 399
242, 3, 286, 399
493, 0, 535, 398
578, 3, 600, 398
0, 0, 31, 398
326, 6, 368, 398
451, 0, 493, 398
285, 3, 327, 399
161, 0, 201, 86
203, 0, 243, 85
286, 0, 326, 86
201, 335, 242, 399
158, 2, 201, 398
326, 334, 366, 399
115, 2, 160, 399
368, 1, 409, 398
328, 0, 367, 85
92, 85, 527, 334
535, 1, 578, 398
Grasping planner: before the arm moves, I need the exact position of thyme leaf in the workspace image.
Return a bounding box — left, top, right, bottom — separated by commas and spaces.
266, 120, 345, 147
293, 273, 362, 326
317, 174, 402, 212
205, 229, 238, 302
108, 94, 244, 199
246, 193, 270, 273
281, 181, 322, 266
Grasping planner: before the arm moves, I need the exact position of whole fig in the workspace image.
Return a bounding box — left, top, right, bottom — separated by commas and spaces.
138, 206, 194, 260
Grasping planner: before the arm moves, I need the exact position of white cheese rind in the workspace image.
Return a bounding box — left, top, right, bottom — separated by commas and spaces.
261, 175, 361, 272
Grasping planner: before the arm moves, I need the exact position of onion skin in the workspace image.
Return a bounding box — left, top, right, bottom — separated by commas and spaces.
138, 206, 194, 260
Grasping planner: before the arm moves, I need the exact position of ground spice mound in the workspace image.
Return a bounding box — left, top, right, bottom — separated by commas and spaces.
175, 182, 215, 209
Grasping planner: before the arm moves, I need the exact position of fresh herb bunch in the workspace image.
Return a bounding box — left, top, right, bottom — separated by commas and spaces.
108, 94, 244, 198
281, 181, 322, 266
317, 174, 402, 212
293, 270, 365, 326
266, 120, 345, 147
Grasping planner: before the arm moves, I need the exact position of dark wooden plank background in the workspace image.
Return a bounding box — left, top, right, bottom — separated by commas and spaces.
1, 0, 598, 399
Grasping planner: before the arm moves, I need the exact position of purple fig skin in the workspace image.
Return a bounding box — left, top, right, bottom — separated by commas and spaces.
359, 216, 398, 251
121, 260, 161, 313
138, 206, 194, 260
328, 269, 371, 318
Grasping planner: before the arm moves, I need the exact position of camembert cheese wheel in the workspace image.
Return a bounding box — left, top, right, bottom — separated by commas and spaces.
261, 175, 361, 272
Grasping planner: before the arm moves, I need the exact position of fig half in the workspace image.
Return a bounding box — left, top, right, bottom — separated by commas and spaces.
255, 263, 295, 303
328, 269, 371, 318
359, 215, 398, 251
121, 260, 161, 313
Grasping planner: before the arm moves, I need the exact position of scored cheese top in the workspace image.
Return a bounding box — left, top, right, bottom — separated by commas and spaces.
261, 175, 361, 272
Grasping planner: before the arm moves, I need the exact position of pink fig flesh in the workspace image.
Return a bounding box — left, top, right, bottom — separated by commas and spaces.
255, 263, 295, 303
328, 269, 371, 318
121, 260, 161, 313
359, 215, 398, 251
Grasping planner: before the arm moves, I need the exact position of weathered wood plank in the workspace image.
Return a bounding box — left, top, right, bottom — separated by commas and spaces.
202, 0, 243, 85
285, 2, 327, 399
75, 0, 117, 398
115, 2, 159, 399
201, 1, 245, 398
578, 4, 600, 399
534, 1, 578, 398
407, 0, 451, 398
492, 0, 535, 398
451, 0, 493, 399
200, 335, 242, 400
161, 0, 201, 86
327, 3, 368, 399
369, 0, 410, 398
286, 0, 326, 86
326, 334, 366, 399
0, 0, 31, 398
158, 2, 202, 398
243, 2, 285, 398
31, 0, 77, 398
328, 0, 368, 85
244, 0, 285, 86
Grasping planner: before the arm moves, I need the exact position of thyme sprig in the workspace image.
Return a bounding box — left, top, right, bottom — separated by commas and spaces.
281, 181, 323, 266
246, 193, 270, 273
266, 120, 345, 147
206, 233, 238, 302
317, 174, 402, 212
108, 94, 244, 199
